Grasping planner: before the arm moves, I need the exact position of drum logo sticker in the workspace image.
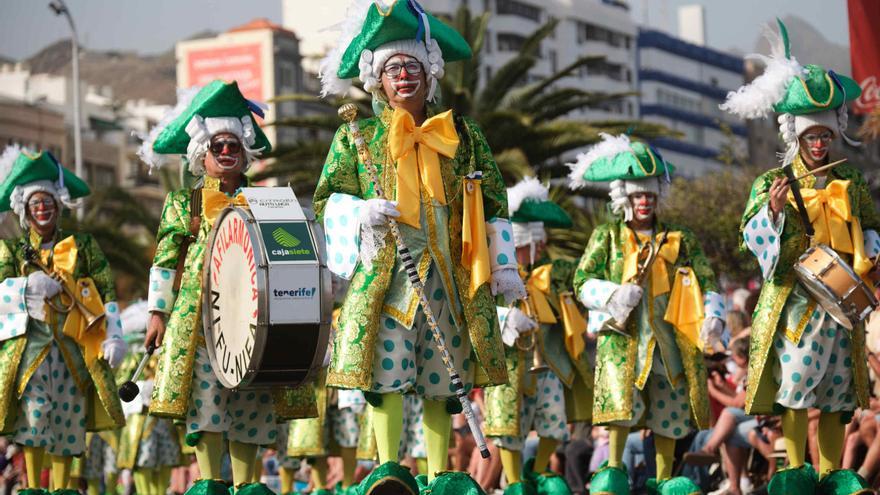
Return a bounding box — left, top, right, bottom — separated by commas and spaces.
261, 222, 317, 262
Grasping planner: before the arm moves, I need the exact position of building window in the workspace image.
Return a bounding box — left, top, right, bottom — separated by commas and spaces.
279, 63, 296, 91
497, 33, 528, 52
549, 50, 558, 73
577, 21, 628, 49
91, 164, 116, 187
484, 0, 492, 13
496, 0, 541, 22
583, 59, 625, 81
485, 29, 492, 53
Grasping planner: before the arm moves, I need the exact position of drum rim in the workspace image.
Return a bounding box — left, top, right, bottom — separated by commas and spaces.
202, 206, 269, 390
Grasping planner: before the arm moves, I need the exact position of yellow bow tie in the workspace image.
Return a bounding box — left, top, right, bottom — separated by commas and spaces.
789, 180, 872, 278
203, 189, 249, 227
524, 264, 557, 325
388, 108, 459, 227
622, 229, 682, 298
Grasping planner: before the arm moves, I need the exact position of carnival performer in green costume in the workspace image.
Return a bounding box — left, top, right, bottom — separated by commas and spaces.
139, 80, 306, 495
568, 134, 725, 495
484, 178, 591, 495
0, 147, 127, 495
314, 1, 525, 492
116, 300, 181, 495
721, 20, 880, 495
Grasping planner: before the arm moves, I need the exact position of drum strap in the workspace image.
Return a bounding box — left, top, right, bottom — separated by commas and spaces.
783, 164, 815, 238
172, 187, 203, 292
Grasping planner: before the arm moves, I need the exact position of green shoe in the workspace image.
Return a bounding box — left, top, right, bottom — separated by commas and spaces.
818, 469, 874, 495
768, 464, 818, 495
18, 489, 49, 495
648, 477, 701, 495
234, 483, 277, 495
185, 479, 232, 495
415, 475, 429, 494
521, 457, 571, 495
588, 463, 630, 495
359, 461, 419, 495
50, 490, 80, 495
504, 480, 538, 495
425, 471, 486, 495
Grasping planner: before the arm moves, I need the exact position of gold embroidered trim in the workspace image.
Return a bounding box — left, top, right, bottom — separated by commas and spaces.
799, 73, 835, 108
745, 277, 795, 413
17, 344, 51, 397
785, 300, 817, 344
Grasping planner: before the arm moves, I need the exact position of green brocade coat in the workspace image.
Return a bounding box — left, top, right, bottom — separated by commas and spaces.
148, 184, 316, 420
0, 231, 125, 434
573, 220, 715, 428
484, 258, 594, 437
313, 108, 509, 391
741, 159, 880, 415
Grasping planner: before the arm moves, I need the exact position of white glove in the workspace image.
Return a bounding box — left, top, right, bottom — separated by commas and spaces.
358, 199, 400, 227
700, 317, 726, 351
101, 337, 127, 368
25, 272, 62, 322
606, 284, 643, 324
502, 307, 538, 346
491, 268, 527, 304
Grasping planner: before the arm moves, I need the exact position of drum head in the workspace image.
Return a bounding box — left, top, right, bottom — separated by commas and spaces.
202, 207, 267, 389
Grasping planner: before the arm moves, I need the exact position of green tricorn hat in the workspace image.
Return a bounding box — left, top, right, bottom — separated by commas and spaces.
0, 150, 90, 212
774, 64, 862, 115
568, 134, 674, 188
507, 177, 572, 228
336, 0, 472, 80
151, 80, 271, 156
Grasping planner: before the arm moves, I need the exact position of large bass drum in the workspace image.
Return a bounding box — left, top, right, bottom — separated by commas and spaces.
202, 202, 331, 389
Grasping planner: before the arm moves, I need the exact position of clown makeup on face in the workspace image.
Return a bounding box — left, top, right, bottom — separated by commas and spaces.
381, 54, 429, 123
204, 132, 246, 193
629, 192, 657, 228
798, 125, 834, 169
26, 191, 58, 234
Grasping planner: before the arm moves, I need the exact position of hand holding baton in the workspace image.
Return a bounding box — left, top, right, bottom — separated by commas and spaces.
338, 103, 491, 459
118, 343, 156, 403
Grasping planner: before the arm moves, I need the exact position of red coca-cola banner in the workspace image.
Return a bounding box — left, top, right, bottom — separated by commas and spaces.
848, 0, 880, 114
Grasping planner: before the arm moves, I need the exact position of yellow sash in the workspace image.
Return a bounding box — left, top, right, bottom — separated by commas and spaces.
663, 267, 704, 350
202, 189, 249, 227
559, 292, 587, 360
461, 177, 490, 295
789, 179, 872, 278
388, 108, 459, 228
42, 236, 106, 366
524, 264, 557, 324
622, 229, 681, 297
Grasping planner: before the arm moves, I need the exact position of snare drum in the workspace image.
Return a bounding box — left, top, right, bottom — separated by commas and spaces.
202, 204, 332, 389
794, 244, 878, 330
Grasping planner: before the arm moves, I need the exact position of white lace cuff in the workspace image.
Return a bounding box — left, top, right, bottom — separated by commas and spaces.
323, 193, 364, 279
0, 277, 27, 342
487, 217, 517, 272
147, 267, 176, 314
743, 204, 783, 280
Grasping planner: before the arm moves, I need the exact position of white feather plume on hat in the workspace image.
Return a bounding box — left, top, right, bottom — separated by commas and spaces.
567, 133, 633, 190
506, 176, 548, 217
719, 21, 804, 119
136, 86, 201, 170
319, 0, 387, 98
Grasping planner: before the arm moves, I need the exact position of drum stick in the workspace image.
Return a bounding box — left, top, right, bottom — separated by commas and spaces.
783, 159, 847, 186
118, 343, 156, 403
338, 104, 491, 459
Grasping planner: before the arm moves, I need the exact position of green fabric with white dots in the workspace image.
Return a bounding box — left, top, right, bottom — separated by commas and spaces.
611, 356, 693, 440
186, 345, 276, 445
493, 369, 569, 451
772, 286, 856, 412
13, 343, 88, 455
371, 267, 473, 400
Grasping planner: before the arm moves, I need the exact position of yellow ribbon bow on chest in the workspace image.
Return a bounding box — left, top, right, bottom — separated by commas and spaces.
788, 179, 872, 278
524, 264, 557, 325
202, 189, 249, 227
622, 229, 682, 297
388, 108, 460, 228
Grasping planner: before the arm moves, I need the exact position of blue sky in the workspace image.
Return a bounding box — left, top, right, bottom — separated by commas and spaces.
0, 0, 850, 60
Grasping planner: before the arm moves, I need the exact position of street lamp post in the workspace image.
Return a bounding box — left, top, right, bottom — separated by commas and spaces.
49, 0, 84, 219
